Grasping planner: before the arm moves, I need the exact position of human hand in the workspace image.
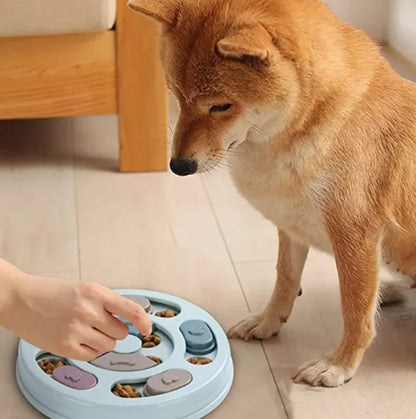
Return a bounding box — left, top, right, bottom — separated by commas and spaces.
1, 274, 152, 361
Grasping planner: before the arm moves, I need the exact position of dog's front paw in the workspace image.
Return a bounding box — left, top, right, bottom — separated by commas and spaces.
227, 314, 282, 341
293, 356, 354, 387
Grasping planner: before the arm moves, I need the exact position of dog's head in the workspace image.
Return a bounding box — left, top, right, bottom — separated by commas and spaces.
128, 0, 313, 175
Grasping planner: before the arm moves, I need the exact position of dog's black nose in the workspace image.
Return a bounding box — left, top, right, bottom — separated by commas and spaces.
169, 158, 198, 176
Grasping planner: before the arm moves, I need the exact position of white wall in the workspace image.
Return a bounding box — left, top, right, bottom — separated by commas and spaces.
324, 0, 389, 42
388, 0, 416, 64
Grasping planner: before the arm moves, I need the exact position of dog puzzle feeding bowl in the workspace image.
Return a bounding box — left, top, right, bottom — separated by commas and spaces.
16, 290, 234, 419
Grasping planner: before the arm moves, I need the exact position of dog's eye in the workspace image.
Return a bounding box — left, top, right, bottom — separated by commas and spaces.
210, 104, 232, 113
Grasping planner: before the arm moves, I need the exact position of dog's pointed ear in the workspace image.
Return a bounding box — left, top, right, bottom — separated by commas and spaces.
216, 25, 271, 64
127, 0, 178, 25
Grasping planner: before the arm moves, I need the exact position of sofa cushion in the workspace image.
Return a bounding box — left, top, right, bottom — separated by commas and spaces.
0, 0, 116, 37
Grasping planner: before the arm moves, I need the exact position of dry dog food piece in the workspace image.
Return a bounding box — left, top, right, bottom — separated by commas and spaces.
142, 334, 161, 347
112, 383, 141, 398
155, 309, 176, 318
187, 358, 212, 365
147, 356, 162, 365
38, 358, 65, 374
142, 342, 156, 348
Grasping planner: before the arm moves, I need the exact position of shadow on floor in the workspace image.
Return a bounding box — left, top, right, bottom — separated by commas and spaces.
0, 118, 119, 172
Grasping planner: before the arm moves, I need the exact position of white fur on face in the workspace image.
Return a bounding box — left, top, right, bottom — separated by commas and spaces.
197, 104, 292, 173
221, 110, 254, 151
197, 110, 254, 173
221, 104, 290, 151
244, 105, 291, 144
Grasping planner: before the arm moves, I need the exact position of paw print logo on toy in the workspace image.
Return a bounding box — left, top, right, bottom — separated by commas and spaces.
53, 366, 97, 390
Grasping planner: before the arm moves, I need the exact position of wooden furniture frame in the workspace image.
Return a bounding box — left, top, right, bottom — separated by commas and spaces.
0, 0, 167, 172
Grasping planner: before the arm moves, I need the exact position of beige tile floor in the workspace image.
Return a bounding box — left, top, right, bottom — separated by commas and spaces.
0, 47, 415, 419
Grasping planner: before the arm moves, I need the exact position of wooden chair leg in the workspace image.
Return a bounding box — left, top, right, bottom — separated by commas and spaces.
116, 0, 168, 172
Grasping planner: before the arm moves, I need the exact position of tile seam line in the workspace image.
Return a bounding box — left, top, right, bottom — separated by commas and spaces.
71, 123, 83, 282
200, 176, 290, 419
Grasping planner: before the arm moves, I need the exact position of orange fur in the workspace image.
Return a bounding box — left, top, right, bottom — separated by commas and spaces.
129, 0, 416, 387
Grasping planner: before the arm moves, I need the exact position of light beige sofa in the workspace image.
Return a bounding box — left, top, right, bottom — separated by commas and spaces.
0, 0, 167, 172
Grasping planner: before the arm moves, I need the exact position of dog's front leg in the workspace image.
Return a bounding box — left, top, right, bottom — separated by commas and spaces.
294, 225, 379, 387
228, 229, 309, 340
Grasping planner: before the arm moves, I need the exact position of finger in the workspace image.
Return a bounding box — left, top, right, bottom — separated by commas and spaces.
72, 344, 99, 362
102, 291, 152, 336
93, 311, 129, 340
81, 327, 117, 353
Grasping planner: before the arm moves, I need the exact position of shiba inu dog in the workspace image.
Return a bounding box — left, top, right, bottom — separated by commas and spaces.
128, 0, 416, 387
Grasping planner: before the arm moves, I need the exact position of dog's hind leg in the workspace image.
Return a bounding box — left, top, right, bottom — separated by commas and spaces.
227, 229, 309, 341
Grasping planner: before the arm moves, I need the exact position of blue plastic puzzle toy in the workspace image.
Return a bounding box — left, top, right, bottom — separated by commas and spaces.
16, 290, 234, 419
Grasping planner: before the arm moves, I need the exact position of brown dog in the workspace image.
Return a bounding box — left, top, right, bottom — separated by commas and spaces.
128, 0, 416, 387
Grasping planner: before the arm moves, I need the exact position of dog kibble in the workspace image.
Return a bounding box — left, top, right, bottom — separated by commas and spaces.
116, 387, 129, 398
142, 334, 161, 347
143, 342, 156, 348
155, 309, 176, 318
112, 383, 141, 398
187, 358, 212, 365
147, 356, 162, 365
38, 358, 65, 375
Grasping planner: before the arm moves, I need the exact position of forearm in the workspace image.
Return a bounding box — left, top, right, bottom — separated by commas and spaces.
0, 260, 151, 360
0, 258, 26, 325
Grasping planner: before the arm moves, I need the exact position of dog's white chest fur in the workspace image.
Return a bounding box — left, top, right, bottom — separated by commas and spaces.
229, 146, 332, 253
